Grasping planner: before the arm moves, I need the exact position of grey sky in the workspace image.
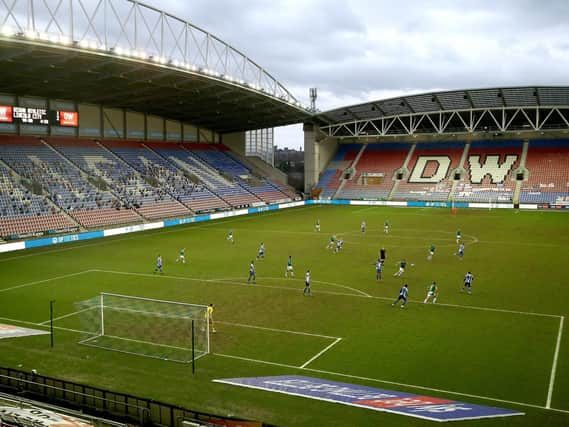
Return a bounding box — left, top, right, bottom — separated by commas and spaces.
136, 1, 569, 147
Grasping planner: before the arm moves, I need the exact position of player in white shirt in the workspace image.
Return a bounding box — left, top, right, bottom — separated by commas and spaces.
375, 259, 383, 281
361, 220, 366, 234
315, 219, 321, 232
334, 239, 343, 254
384, 220, 390, 234
456, 243, 465, 259
256, 242, 265, 260
247, 261, 256, 283
304, 270, 311, 296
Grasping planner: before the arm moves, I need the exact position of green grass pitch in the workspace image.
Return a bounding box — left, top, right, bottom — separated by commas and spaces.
1, 205, 568, 426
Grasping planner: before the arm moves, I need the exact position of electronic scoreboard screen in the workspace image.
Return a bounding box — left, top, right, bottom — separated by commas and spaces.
13, 106, 49, 125
0, 106, 78, 127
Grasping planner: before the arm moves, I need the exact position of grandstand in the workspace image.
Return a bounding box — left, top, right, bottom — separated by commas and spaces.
310, 88, 569, 206
520, 139, 569, 205
1, 2, 569, 426
337, 143, 410, 200
0, 135, 300, 238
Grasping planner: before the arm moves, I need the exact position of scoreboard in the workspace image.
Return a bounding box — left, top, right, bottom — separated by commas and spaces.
0, 105, 78, 127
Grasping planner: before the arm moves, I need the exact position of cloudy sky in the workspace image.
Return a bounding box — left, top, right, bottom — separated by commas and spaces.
142, 1, 569, 147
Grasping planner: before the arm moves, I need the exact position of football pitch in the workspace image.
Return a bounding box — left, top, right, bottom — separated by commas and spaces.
1, 205, 568, 426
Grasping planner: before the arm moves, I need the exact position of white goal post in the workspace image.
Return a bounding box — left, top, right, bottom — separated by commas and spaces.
76, 293, 210, 363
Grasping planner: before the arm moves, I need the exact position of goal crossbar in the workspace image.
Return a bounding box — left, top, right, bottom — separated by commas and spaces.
101, 292, 208, 309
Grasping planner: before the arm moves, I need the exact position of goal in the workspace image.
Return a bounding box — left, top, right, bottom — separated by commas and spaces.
75, 293, 210, 363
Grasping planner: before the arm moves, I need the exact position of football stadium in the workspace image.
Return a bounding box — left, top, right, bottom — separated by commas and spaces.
1, 2, 569, 427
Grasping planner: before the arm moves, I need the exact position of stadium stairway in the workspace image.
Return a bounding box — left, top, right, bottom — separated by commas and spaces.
512, 139, 530, 204
145, 142, 248, 209
38, 138, 129, 229
94, 140, 191, 220
224, 150, 293, 201
519, 138, 569, 205
447, 143, 471, 202
44, 138, 145, 227
335, 143, 411, 200
386, 143, 415, 200
0, 157, 79, 238
448, 139, 523, 203
142, 142, 232, 212
332, 144, 367, 199
181, 144, 266, 205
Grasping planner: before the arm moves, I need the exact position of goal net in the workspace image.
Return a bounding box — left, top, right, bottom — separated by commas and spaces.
75, 293, 210, 363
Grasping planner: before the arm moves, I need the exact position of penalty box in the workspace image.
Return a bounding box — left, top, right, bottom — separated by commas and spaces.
15, 269, 563, 405
42, 270, 342, 368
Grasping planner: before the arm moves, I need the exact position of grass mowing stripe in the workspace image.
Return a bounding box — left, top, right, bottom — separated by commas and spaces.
0, 316, 91, 335
547, 316, 565, 408
0, 270, 93, 293
0, 206, 318, 264
215, 320, 340, 339
214, 276, 371, 298
39, 306, 96, 325
92, 269, 563, 319
213, 353, 569, 414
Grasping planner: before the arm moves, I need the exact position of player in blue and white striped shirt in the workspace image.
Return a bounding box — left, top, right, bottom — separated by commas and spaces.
392, 284, 409, 308
461, 272, 474, 294
375, 259, 383, 281
153, 255, 163, 274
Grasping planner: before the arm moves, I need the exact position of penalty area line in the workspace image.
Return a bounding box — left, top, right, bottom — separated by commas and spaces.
300, 337, 342, 369
90, 269, 562, 319
216, 320, 340, 340
213, 352, 569, 415
0, 270, 94, 293
39, 306, 96, 325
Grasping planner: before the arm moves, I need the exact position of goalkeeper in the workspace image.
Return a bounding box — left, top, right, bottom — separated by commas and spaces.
205, 303, 216, 333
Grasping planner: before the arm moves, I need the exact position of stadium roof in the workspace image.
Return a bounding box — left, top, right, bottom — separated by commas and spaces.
315, 86, 569, 124
312, 87, 569, 138
0, 0, 311, 134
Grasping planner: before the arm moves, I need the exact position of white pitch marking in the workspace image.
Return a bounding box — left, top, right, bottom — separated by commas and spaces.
300, 337, 342, 368
2, 311, 568, 414
39, 306, 96, 325
546, 316, 565, 408
91, 269, 562, 319
213, 353, 569, 415
0, 206, 317, 264
216, 320, 339, 340
0, 270, 94, 293
246, 276, 371, 298
93, 269, 364, 298
0, 316, 91, 336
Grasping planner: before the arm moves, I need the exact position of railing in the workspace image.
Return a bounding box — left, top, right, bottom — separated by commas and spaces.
0, 0, 302, 107
0, 367, 270, 427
